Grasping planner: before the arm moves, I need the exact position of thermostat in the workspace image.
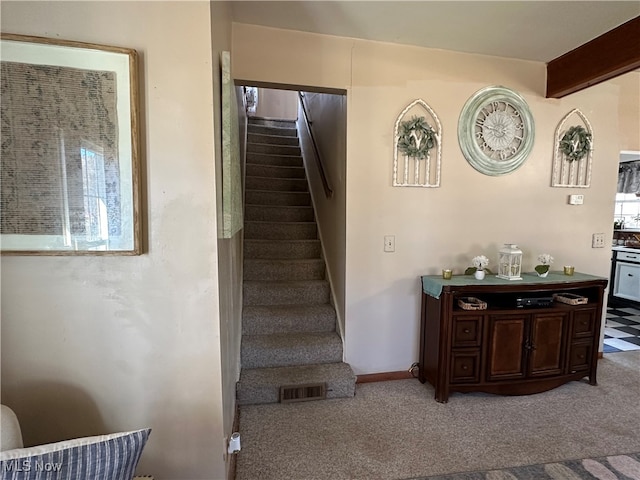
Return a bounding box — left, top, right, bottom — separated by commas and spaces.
568, 194, 584, 205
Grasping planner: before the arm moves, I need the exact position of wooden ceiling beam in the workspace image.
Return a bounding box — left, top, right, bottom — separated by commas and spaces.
546, 16, 640, 98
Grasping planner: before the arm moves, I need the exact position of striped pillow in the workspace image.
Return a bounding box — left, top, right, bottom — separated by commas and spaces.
0, 428, 150, 480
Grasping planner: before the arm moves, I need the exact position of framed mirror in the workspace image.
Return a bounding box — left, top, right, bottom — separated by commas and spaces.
1, 34, 141, 255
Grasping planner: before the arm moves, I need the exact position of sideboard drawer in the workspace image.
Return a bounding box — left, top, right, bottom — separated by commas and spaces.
450, 350, 480, 383
569, 342, 592, 373
453, 315, 482, 347
573, 309, 596, 339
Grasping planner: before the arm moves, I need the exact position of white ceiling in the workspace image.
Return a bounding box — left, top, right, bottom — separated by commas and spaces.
230, 1, 640, 63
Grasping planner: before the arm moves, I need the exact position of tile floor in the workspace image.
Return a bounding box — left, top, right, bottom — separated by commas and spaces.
604, 306, 640, 353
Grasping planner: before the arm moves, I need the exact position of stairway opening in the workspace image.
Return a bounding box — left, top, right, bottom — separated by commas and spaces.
236, 88, 354, 405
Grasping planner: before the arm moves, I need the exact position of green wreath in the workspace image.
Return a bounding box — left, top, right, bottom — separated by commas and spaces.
397, 116, 436, 160
559, 126, 592, 162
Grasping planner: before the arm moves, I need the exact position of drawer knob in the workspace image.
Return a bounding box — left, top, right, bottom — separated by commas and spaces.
463, 328, 470, 334
462, 365, 468, 370
578, 354, 585, 359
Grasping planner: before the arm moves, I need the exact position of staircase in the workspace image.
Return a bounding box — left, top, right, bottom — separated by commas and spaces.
237, 117, 356, 405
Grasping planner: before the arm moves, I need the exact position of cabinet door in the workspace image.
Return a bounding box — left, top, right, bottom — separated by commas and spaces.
487, 314, 527, 381
528, 312, 567, 377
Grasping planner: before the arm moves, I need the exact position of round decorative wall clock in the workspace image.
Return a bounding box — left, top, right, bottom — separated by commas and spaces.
458, 86, 535, 176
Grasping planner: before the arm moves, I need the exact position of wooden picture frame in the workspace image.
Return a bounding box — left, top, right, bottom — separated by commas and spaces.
0, 34, 141, 255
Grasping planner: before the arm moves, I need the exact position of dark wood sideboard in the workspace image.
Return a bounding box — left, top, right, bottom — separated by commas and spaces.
419, 272, 608, 402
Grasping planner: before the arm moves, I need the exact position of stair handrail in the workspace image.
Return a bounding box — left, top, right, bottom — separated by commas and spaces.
298, 92, 333, 198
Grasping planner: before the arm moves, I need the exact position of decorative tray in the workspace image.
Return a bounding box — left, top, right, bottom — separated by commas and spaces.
458, 297, 488, 310
553, 293, 588, 305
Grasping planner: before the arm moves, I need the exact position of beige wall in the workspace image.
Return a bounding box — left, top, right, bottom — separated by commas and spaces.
1, 2, 228, 479
614, 71, 640, 152
211, 3, 243, 480
233, 23, 634, 375
298, 92, 348, 338
255, 88, 298, 120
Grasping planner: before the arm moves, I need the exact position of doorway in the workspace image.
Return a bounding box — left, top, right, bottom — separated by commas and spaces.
604, 150, 640, 354
237, 82, 348, 339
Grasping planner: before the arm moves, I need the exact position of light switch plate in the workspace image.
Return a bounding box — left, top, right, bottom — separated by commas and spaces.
592, 233, 605, 248
384, 235, 395, 252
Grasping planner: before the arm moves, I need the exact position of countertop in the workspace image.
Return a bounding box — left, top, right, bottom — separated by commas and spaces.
612, 245, 640, 253
421, 271, 607, 299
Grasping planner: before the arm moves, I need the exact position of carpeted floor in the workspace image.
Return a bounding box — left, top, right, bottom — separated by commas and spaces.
417, 452, 640, 479
235, 351, 640, 480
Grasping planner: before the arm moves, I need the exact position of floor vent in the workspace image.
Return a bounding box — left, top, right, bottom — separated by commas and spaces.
279, 383, 327, 403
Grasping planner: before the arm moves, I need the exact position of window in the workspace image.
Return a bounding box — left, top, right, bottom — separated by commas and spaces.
614, 193, 640, 229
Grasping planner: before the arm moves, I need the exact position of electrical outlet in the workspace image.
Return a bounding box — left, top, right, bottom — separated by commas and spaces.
384, 235, 395, 252
592, 233, 605, 248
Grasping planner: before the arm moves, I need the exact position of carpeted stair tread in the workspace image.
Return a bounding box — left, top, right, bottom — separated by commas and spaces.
248, 117, 296, 128
248, 142, 301, 156
245, 164, 306, 179
244, 258, 325, 281
236, 362, 356, 405
243, 280, 330, 305
241, 332, 343, 369
247, 124, 297, 137
244, 205, 314, 222
244, 221, 317, 240
243, 304, 336, 335
245, 190, 311, 206
248, 132, 299, 146
245, 176, 309, 192
246, 152, 303, 167
244, 239, 321, 259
